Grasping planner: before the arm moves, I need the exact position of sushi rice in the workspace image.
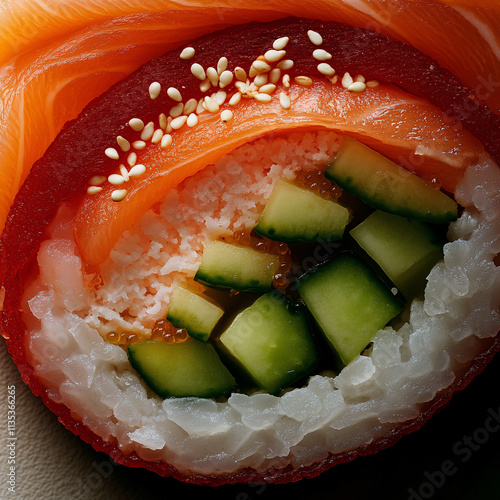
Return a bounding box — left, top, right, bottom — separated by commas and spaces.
22, 129, 500, 477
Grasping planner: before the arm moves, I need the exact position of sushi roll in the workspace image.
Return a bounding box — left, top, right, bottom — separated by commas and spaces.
1, 3, 500, 493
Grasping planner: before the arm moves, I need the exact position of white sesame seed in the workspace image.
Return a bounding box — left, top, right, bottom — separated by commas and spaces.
87, 186, 103, 195
342, 72, 354, 89
317, 63, 336, 76
295, 75, 313, 87
254, 93, 272, 103
354, 74, 366, 83
129, 164, 146, 177
132, 140, 147, 150
159, 113, 167, 130
366, 80, 380, 88
348, 81, 367, 93
180, 47, 195, 60
140, 121, 155, 141
119, 164, 130, 181
269, 68, 281, 84
170, 115, 188, 129
254, 73, 268, 87
219, 70, 233, 89
108, 174, 125, 185
207, 67, 219, 87
252, 60, 272, 73
277, 59, 294, 70
127, 152, 137, 167
196, 98, 205, 114
116, 136, 131, 152
129, 118, 144, 131
220, 109, 233, 122
166, 116, 173, 133
204, 96, 220, 113
264, 49, 286, 62
313, 49, 332, 61
187, 113, 199, 127
282, 74, 291, 87
151, 129, 164, 144
213, 90, 227, 105
199, 79, 211, 92
89, 175, 106, 186
234, 67, 247, 81
105, 147, 120, 160
258, 83, 277, 94
228, 92, 242, 106
191, 63, 206, 81
167, 87, 182, 102
169, 103, 184, 118
279, 92, 291, 110
273, 36, 289, 50
307, 30, 323, 46
161, 134, 173, 149
149, 81, 161, 100
111, 189, 127, 202
184, 98, 198, 114
217, 57, 228, 75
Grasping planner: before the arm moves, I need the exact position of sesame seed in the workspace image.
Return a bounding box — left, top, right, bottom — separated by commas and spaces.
354, 74, 366, 83
127, 152, 137, 167
295, 75, 313, 87
317, 63, 336, 76
217, 57, 228, 75
184, 98, 198, 114
87, 186, 103, 195
264, 49, 286, 62
254, 93, 272, 103
273, 36, 289, 50
108, 174, 125, 185
221, 109, 233, 122
167, 87, 182, 102
199, 78, 211, 92
342, 72, 354, 89
348, 81, 367, 93
307, 30, 323, 46
366, 80, 380, 88
204, 96, 220, 113
254, 73, 268, 87
89, 175, 106, 186
234, 67, 247, 81
129, 118, 144, 131
196, 98, 205, 114
258, 83, 276, 94
313, 49, 332, 61
132, 140, 147, 150
161, 134, 173, 149
269, 68, 281, 84
187, 113, 199, 127
329, 75, 339, 84
169, 103, 184, 118
170, 115, 188, 129
252, 60, 272, 73
207, 67, 219, 87
111, 189, 127, 202
180, 47, 195, 59
191, 63, 206, 81
159, 113, 167, 130
282, 74, 291, 87
129, 164, 146, 177
219, 70, 233, 89
116, 136, 131, 152
105, 147, 120, 160
151, 129, 164, 144
166, 116, 173, 133
228, 92, 242, 106
213, 90, 227, 105
140, 121, 155, 141
277, 59, 294, 70
149, 81, 161, 100
119, 164, 130, 181
279, 92, 291, 110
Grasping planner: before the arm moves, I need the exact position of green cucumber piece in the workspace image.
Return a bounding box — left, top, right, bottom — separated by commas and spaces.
167, 285, 224, 342
219, 291, 319, 395
195, 240, 280, 292
128, 339, 236, 399
297, 252, 403, 366
324, 137, 457, 223
350, 210, 444, 299
254, 179, 350, 242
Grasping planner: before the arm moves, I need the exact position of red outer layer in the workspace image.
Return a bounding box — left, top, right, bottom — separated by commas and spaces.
1, 18, 500, 485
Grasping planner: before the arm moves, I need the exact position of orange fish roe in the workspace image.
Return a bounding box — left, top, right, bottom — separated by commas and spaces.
151, 318, 191, 344
295, 168, 342, 200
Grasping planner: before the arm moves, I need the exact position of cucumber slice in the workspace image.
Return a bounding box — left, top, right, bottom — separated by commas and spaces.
297, 252, 403, 366
167, 285, 224, 342
219, 291, 319, 395
324, 137, 457, 223
195, 240, 280, 292
350, 210, 444, 299
254, 179, 350, 242
128, 339, 236, 399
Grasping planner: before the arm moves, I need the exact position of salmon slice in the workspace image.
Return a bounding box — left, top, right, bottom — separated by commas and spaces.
0, 0, 499, 234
